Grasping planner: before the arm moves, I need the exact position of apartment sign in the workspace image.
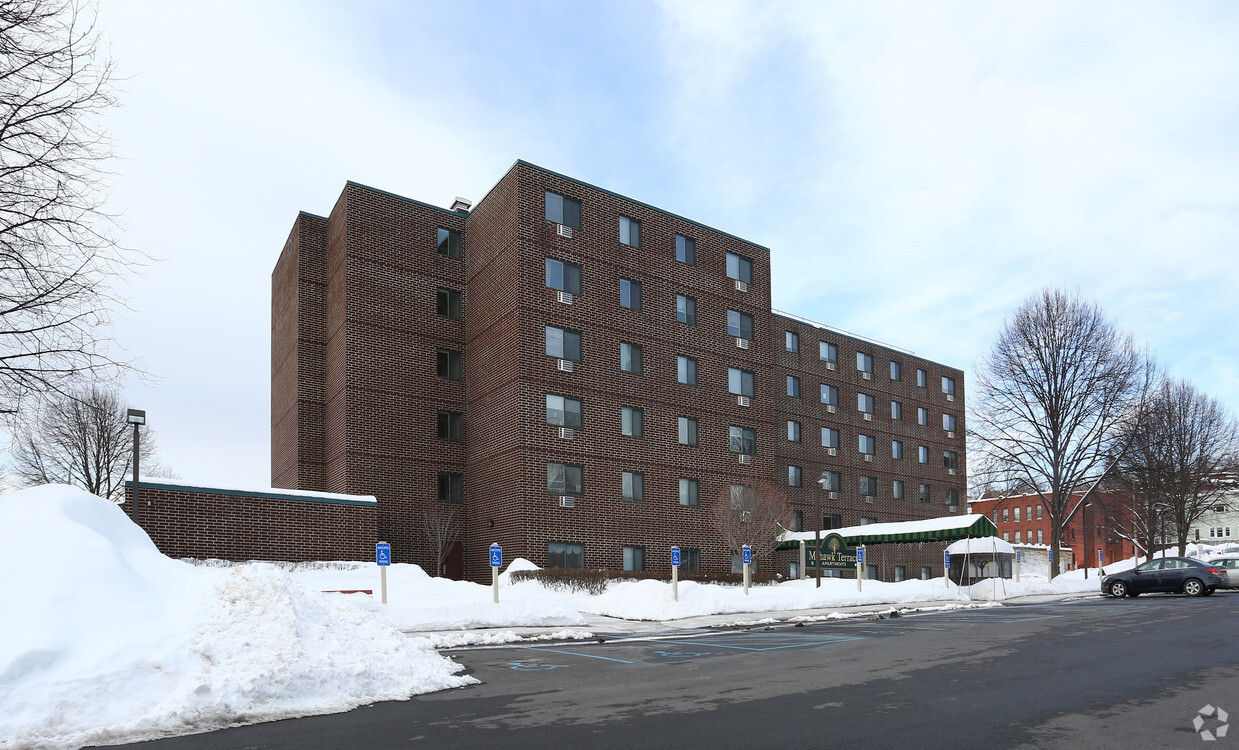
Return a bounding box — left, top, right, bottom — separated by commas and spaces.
807, 533, 858, 570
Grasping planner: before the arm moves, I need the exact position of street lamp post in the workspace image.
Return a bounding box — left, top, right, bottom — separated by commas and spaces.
127, 409, 146, 524
815, 473, 828, 589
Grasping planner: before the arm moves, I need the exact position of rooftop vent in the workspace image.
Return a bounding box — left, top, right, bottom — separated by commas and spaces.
451, 197, 472, 213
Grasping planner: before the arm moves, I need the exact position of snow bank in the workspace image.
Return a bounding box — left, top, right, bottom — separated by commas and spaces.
0, 485, 474, 750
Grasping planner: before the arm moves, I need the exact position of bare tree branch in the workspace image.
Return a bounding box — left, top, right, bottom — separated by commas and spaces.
711, 481, 792, 568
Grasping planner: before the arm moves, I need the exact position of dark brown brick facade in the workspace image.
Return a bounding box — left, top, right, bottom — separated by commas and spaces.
270, 160, 968, 581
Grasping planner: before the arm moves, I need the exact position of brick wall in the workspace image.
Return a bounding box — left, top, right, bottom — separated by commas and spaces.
125, 481, 376, 562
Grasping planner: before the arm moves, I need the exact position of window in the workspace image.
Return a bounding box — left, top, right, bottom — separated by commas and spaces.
918, 445, 929, 463
919, 484, 931, 503
943, 413, 957, 432
727, 309, 754, 340
436, 227, 461, 259
857, 393, 874, 414
787, 420, 802, 442
680, 548, 701, 572
918, 407, 929, 426
859, 434, 876, 455
619, 216, 641, 247
729, 426, 756, 455
547, 541, 583, 569
547, 462, 584, 496
436, 288, 462, 319
623, 546, 645, 571
1003, 532, 1010, 542
1027, 505, 1032, 520
545, 394, 583, 429
856, 352, 873, 374
893, 480, 905, 500
820, 470, 841, 492
895, 566, 906, 582
726, 252, 752, 284
1037, 506, 1043, 520
945, 488, 959, 507
679, 478, 699, 506
917, 368, 927, 387
944, 450, 958, 470
821, 427, 839, 449
819, 341, 837, 363
861, 517, 877, 526
891, 401, 902, 420
437, 472, 463, 503
1002, 508, 1009, 522
622, 471, 644, 502
620, 342, 643, 374
891, 440, 903, 460
921, 566, 933, 580
678, 417, 698, 446
785, 331, 799, 352
621, 407, 643, 438
789, 466, 803, 487
677, 356, 698, 385
728, 368, 755, 397
436, 411, 463, 441
619, 278, 642, 310
942, 376, 956, 396
890, 361, 902, 380
860, 475, 877, 497
545, 325, 582, 361
823, 513, 843, 530
791, 510, 804, 532
676, 294, 696, 324
545, 257, 582, 294
1014, 506, 1021, 522
1037, 529, 1043, 543
993, 511, 998, 524
436, 349, 462, 380
1011, 531, 1019, 544
820, 384, 838, 406
786, 375, 801, 397
544, 191, 581, 228
676, 234, 696, 265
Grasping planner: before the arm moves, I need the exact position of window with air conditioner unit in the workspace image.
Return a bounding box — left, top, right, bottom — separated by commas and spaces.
545, 394, 583, 429
860, 475, 877, 498
858, 392, 874, 417
545, 257, 582, 295
819, 470, 841, 493
728, 367, 755, 398
729, 426, 756, 455
545, 325, 582, 361
944, 450, 958, 472
726, 252, 752, 285
856, 352, 873, 376
547, 462, 584, 496
820, 341, 837, 365
544, 191, 581, 229
727, 309, 754, 340
820, 384, 838, 407
821, 427, 839, 450
859, 434, 876, 456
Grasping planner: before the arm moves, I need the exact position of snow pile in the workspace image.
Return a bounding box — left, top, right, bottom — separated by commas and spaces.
0, 485, 474, 750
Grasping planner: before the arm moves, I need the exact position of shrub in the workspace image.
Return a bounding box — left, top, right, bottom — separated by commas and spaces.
508, 568, 781, 594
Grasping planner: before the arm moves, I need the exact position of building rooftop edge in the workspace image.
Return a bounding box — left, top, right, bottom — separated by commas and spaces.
771, 310, 964, 373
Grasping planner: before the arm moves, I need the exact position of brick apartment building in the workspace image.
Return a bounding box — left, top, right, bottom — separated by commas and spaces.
271, 160, 968, 581
969, 491, 1139, 568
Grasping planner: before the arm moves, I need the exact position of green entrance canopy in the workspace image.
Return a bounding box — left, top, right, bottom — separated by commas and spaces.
777, 513, 1000, 550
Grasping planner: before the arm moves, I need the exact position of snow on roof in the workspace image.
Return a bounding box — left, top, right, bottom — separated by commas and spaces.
780, 514, 993, 544
946, 536, 1015, 554
128, 476, 377, 504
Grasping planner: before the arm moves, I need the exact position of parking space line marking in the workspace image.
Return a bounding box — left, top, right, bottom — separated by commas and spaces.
520, 646, 634, 664
691, 637, 864, 651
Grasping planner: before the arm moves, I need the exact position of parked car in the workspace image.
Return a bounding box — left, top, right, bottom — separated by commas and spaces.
1101, 557, 1228, 597
1206, 557, 1239, 589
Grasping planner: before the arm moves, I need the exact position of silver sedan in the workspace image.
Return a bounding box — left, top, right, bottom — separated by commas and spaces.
1207, 557, 1239, 589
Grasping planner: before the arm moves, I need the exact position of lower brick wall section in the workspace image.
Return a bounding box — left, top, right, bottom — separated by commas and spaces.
124, 481, 376, 562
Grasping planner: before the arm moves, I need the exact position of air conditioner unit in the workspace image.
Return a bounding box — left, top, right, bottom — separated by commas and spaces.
862, 372, 871, 381
559, 427, 574, 440
738, 454, 753, 465
737, 395, 750, 407
557, 359, 573, 372
947, 431, 955, 439
735, 280, 748, 292
863, 413, 873, 422
946, 394, 954, 402
557, 224, 573, 238
559, 496, 575, 508
865, 497, 875, 504
827, 491, 837, 500
948, 505, 958, 513
949, 468, 956, 475
826, 405, 836, 413
827, 448, 837, 456
864, 454, 873, 463
825, 362, 836, 371
557, 291, 573, 305
736, 338, 750, 349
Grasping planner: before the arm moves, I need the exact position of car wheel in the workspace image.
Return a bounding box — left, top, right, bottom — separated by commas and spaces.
1183, 578, 1205, 597
1109, 581, 1128, 598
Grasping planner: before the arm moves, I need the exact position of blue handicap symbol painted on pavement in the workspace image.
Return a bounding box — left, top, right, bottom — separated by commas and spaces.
654, 650, 711, 657
507, 662, 569, 671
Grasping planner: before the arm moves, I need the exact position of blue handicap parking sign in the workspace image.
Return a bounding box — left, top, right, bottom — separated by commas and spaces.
671, 546, 681, 567
857, 547, 864, 565
376, 542, 391, 567
944, 550, 951, 568
742, 546, 751, 565
1016, 550, 1021, 564
490, 544, 502, 568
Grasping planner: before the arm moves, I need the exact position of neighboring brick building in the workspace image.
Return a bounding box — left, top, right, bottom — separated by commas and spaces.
272, 160, 968, 581
969, 491, 1138, 569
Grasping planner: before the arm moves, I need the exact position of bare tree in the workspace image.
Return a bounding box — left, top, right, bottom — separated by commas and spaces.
419, 502, 462, 577
11, 384, 167, 500
971, 289, 1147, 576
712, 481, 792, 569
1, 0, 140, 416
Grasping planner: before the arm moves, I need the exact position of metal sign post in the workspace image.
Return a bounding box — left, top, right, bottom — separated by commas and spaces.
856, 546, 865, 592
1015, 550, 1021, 583
742, 545, 752, 595
944, 550, 951, 588
1098, 548, 1104, 575
671, 546, 680, 601
489, 543, 502, 604
376, 542, 391, 604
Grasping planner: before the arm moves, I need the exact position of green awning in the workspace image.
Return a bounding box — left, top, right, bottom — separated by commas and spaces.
778, 514, 1000, 550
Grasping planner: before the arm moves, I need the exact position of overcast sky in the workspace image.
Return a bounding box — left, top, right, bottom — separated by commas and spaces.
93, 0, 1239, 488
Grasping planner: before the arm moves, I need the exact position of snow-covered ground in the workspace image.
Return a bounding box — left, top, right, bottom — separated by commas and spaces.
3, 484, 1227, 750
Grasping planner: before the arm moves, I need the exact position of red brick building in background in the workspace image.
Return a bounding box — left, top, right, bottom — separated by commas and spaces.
271, 160, 968, 581
968, 491, 1139, 568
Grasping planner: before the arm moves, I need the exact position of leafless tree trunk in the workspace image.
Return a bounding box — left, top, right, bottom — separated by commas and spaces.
971, 288, 1148, 577
0, 0, 142, 416
711, 481, 792, 569
419, 503, 462, 577
11, 384, 167, 501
